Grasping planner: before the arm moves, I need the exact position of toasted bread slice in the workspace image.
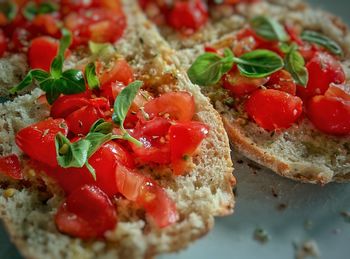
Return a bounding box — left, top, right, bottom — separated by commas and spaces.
0, 1, 234, 258
175, 0, 350, 184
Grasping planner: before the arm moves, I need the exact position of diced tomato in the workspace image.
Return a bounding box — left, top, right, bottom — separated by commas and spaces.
16, 118, 68, 167
28, 36, 59, 71
222, 68, 268, 97
167, 0, 208, 32
130, 118, 172, 164
31, 14, 60, 38
65, 105, 105, 135
142, 92, 195, 122
0, 29, 7, 57
64, 8, 126, 47
297, 51, 345, 99
116, 166, 178, 228
204, 45, 218, 54
169, 122, 209, 175
55, 185, 117, 239
0, 154, 23, 180
245, 89, 303, 131
307, 95, 350, 135
50, 92, 92, 119
97, 59, 134, 87
325, 84, 350, 101
266, 70, 296, 95
45, 141, 134, 196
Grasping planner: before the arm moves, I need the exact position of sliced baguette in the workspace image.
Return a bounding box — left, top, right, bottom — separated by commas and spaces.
0, 1, 234, 258
174, 0, 350, 184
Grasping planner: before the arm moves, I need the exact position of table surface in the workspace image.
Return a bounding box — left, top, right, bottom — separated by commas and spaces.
1, 1, 349, 258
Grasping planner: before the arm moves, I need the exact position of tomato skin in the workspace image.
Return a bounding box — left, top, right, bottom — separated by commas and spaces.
266, 70, 296, 95
0, 154, 23, 180
55, 185, 117, 239
98, 59, 134, 87
28, 36, 59, 71
142, 92, 195, 122
167, 0, 208, 32
0, 29, 7, 57
245, 89, 303, 131
169, 122, 209, 175
307, 95, 350, 135
50, 92, 92, 119
325, 84, 350, 101
297, 52, 345, 99
16, 118, 68, 167
222, 69, 268, 97
116, 166, 178, 228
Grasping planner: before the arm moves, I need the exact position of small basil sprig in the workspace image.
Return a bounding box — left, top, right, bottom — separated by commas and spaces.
281, 43, 308, 86
85, 62, 100, 90
112, 81, 143, 146
55, 121, 116, 180
188, 48, 284, 86
9, 29, 86, 104
301, 30, 343, 56
251, 16, 289, 42
23, 1, 58, 20
0, 2, 17, 22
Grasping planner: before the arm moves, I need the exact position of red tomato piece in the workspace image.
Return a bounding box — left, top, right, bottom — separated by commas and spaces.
307, 95, 350, 135
297, 51, 345, 99
28, 36, 58, 71
31, 14, 60, 38
98, 59, 134, 87
169, 122, 209, 175
16, 118, 68, 167
0, 154, 23, 180
266, 70, 296, 95
142, 92, 195, 122
130, 118, 172, 164
64, 8, 126, 47
45, 141, 134, 196
222, 68, 268, 97
65, 105, 105, 135
50, 92, 92, 119
0, 29, 7, 57
245, 89, 303, 131
116, 166, 178, 228
55, 185, 117, 239
325, 84, 350, 102
167, 0, 208, 32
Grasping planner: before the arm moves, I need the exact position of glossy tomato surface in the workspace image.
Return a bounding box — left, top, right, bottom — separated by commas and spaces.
55, 185, 117, 239
28, 36, 59, 71
266, 70, 296, 95
16, 118, 68, 167
245, 89, 303, 131
0, 154, 23, 180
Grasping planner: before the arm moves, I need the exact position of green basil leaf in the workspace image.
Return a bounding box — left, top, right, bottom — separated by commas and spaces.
44, 79, 61, 104
23, 1, 57, 21
88, 41, 115, 59
251, 16, 289, 42
9, 69, 49, 94
22, 2, 36, 20
37, 2, 58, 14
89, 119, 114, 134
113, 80, 143, 127
50, 56, 63, 78
58, 28, 71, 57
284, 45, 308, 86
233, 49, 284, 78
85, 62, 100, 90
187, 50, 234, 86
301, 30, 343, 56
55, 132, 90, 169
85, 133, 114, 158
60, 69, 86, 94
0, 2, 17, 22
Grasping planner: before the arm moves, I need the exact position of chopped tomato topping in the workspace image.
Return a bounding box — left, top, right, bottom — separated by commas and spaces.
0, 29, 7, 57
167, 0, 208, 33
222, 68, 268, 97
28, 36, 59, 71
31, 14, 61, 38
55, 185, 117, 239
307, 95, 350, 135
266, 70, 296, 95
0, 154, 23, 180
97, 59, 134, 87
245, 89, 303, 131
169, 122, 209, 175
16, 118, 68, 167
142, 92, 195, 122
297, 51, 345, 99
116, 166, 178, 228
324, 84, 350, 102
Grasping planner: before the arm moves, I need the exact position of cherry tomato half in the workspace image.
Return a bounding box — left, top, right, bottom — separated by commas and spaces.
266, 70, 296, 95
